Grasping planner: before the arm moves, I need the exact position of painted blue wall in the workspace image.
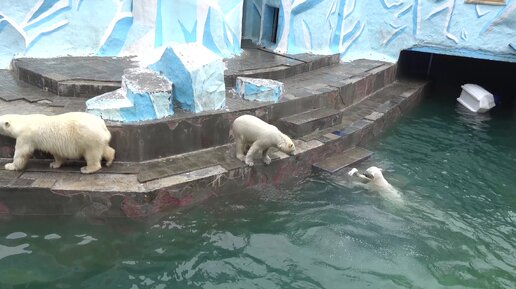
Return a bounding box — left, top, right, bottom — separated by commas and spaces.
0, 0, 514, 68
242, 0, 515, 62
0, 0, 243, 68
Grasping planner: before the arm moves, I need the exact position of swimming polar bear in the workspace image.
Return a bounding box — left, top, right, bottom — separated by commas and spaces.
0, 112, 115, 174
230, 114, 295, 166
348, 166, 402, 200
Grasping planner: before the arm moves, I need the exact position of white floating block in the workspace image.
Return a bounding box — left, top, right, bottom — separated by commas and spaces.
148, 43, 226, 113
457, 83, 495, 113
235, 77, 284, 102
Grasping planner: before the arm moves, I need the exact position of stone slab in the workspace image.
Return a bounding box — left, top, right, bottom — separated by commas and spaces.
0, 70, 57, 102
312, 147, 373, 174
52, 173, 145, 193
12, 56, 137, 97
137, 145, 234, 183
279, 108, 342, 138
143, 165, 227, 191
224, 47, 339, 87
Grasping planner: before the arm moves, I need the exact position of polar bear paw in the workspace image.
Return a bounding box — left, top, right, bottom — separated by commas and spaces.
245, 159, 254, 167
49, 161, 62, 169
236, 153, 246, 162
347, 168, 358, 176
263, 155, 271, 165
5, 163, 17, 171
81, 165, 101, 174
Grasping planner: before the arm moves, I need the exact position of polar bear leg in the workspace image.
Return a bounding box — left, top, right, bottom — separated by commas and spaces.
5, 141, 32, 171
50, 155, 65, 169
245, 141, 264, 167
235, 138, 246, 161
103, 146, 115, 167
81, 149, 102, 174
262, 148, 271, 165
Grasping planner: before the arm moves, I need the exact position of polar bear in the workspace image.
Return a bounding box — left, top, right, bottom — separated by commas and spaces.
230, 114, 295, 166
0, 112, 115, 174
348, 166, 402, 200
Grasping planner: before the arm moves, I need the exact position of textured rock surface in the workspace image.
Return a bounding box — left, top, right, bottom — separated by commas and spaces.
148, 43, 226, 113
235, 77, 284, 102
86, 67, 172, 122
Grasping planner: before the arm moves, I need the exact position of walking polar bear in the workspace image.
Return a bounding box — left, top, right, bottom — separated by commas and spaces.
0, 112, 115, 174
231, 114, 295, 166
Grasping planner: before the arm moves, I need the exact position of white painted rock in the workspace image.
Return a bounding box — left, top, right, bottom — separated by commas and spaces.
235, 77, 284, 102
148, 43, 226, 113
86, 67, 173, 122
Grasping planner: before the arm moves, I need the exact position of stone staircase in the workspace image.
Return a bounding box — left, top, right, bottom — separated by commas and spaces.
278, 108, 342, 138
128, 77, 426, 186
0, 51, 428, 218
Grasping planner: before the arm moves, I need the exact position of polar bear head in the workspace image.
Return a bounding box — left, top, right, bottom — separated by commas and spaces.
0, 114, 21, 138
363, 166, 384, 182
277, 133, 295, 155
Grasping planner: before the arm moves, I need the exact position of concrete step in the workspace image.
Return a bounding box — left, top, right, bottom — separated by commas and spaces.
298, 80, 426, 143
312, 146, 372, 174
278, 108, 342, 138
224, 48, 340, 87
0, 77, 428, 218
1, 59, 398, 162
11, 51, 339, 97
12, 56, 137, 97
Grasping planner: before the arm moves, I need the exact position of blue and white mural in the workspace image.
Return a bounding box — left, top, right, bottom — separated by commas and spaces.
0, 0, 243, 68
243, 0, 515, 62
0, 0, 514, 68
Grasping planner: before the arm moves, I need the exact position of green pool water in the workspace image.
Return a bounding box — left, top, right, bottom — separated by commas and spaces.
1, 91, 515, 289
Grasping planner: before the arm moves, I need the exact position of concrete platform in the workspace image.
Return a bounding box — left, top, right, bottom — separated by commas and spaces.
0, 53, 428, 219
279, 108, 342, 138
12, 56, 138, 98
10, 45, 339, 98
312, 147, 373, 174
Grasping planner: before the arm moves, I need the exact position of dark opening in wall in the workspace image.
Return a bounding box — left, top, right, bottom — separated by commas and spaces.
263, 5, 280, 44
271, 7, 279, 43
397, 49, 515, 106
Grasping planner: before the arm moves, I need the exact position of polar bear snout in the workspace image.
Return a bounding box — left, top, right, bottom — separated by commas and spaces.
280, 141, 296, 155
365, 166, 383, 179
362, 171, 374, 180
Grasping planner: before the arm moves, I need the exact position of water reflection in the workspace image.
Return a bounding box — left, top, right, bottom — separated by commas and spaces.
456, 103, 492, 131
0, 243, 31, 260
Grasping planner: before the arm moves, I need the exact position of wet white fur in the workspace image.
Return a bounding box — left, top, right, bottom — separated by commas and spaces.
231, 114, 295, 166
0, 112, 115, 174
348, 166, 402, 200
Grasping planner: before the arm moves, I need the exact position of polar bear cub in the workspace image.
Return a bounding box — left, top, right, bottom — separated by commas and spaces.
231, 114, 295, 166
348, 166, 401, 199
0, 112, 115, 174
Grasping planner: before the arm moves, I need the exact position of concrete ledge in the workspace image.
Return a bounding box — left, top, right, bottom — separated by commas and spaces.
312, 147, 373, 174
105, 59, 397, 162
12, 57, 137, 97
0, 60, 400, 163
0, 79, 428, 219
